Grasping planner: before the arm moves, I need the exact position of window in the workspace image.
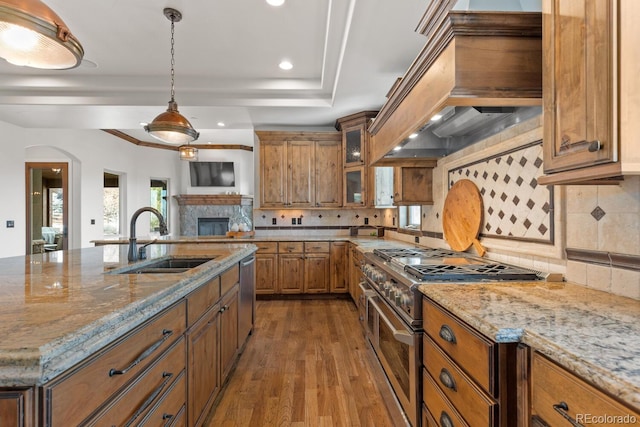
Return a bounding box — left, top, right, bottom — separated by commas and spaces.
150, 179, 168, 233
398, 205, 421, 231
103, 172, 120, 236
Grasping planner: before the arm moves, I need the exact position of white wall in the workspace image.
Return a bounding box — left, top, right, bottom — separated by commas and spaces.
0, 120, 184, 257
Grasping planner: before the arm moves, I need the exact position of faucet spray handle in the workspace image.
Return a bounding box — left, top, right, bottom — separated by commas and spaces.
138, 239, 158, 260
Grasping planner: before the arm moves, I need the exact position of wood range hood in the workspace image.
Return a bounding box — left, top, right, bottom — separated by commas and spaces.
369, 4, 542, 166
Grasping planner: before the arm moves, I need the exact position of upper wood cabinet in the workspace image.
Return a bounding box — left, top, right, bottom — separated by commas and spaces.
336, 111, 394, 208
256, 131, 342, 208
539, 0, 640, 184
393, 166, 434, 206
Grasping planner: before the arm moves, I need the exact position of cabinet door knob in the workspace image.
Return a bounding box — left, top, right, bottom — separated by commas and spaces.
588, 140, 603, 152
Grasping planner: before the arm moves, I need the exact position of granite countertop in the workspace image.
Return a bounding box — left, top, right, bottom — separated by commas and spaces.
0, 243, 256, 387
419, 281, 640, 411
92, 235, 375, 245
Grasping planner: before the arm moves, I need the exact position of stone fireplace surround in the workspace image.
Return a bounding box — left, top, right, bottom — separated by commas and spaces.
174, 195, 253, 236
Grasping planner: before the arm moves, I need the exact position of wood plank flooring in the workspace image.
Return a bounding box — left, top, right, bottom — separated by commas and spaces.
205, 299, 409, 426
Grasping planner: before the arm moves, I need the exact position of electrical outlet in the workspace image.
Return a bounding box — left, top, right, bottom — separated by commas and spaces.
90, 219, 96, 225
415, 236, 420, 243
272, 218, 277, 225
364, 217, 369, 225
6, 220, 14, 228
291, 218, 296, 225
297, 217, 302, 225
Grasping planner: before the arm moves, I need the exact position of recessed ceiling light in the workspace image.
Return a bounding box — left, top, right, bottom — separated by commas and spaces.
279, 60, 293, 70
409, 133, 418, 139
266, 0, 285, 6
217, 122, 225, 127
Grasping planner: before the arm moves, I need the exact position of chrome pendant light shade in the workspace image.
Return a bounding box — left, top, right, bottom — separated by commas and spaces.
145, 8, 199, 145
0, 0, 83, 69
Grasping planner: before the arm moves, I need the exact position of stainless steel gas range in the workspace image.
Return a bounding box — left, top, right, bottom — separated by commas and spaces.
359, 247, 542, 427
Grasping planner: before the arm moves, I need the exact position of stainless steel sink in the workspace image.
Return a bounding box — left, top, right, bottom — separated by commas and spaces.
111, 257, 215, 274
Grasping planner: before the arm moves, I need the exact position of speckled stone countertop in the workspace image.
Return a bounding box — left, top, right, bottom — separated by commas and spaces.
0, 243, 256, 387
419, 281, 640, 411
92, 235, 380, 245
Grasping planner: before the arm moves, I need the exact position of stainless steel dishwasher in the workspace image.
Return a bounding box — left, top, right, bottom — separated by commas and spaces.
238, 255, 256, 344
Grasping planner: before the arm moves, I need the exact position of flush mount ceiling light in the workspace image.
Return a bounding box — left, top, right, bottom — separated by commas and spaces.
144, 8, 199, 145
278, 60, 292, 70
0, 0, 83, 69
179, 144, 198, 161
266, 0, 285, 6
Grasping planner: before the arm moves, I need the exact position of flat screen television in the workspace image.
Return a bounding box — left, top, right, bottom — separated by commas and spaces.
189, 162, 235, 187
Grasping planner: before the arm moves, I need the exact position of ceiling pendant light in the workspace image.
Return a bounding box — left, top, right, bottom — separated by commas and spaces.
179, 144, 198, 161
144, 8, 199, 145
0, 0, 84, 69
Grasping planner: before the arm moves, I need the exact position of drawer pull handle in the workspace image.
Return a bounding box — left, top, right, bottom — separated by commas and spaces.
109, 329, 173, 377
124, 372, 174, 427
553, 401, 584, 427
587, 140, 602, 152
440, 411, 455, 427
438, 324, 457, 344
439, 368, 457, 392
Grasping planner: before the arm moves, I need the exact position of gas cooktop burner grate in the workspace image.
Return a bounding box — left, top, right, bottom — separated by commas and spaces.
404, 263, 540, 282
373, 248, 463, 262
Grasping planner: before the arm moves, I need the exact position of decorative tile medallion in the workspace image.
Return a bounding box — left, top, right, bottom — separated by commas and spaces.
448, 141, 554, 244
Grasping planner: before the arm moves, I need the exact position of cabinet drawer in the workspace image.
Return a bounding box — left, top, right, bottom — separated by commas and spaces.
221, 264, 239, 296
139, 370, 186, 426
278, 242, 304, 253
423, 369, 469, 427
423, 334, 497, 426
45, 301, 187, 426
423, 298, 494, 393
255, 242, 278, 253
531, 352, 640, 426
187, 276, 220, 327
90, 337, 186, 426
304, 241, 330, 253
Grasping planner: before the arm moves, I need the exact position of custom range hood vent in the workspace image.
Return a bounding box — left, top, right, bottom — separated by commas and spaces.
368, 3, 542, 165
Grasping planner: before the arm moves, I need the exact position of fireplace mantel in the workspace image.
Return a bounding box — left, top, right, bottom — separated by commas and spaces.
173, 194, 253, 206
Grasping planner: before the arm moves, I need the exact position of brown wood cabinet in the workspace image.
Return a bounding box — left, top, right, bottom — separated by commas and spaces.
187, 302, 220, 427
393, 166, 434, 206
255, 242, 278, 295
530, 351, 640, 426
278, 242, 304, 294
42, 301, 187, 426
422, 297, 517, 427
220, 285, 239, 381
336, 111, 394, 208
540, 0, 640, 184
329, 242, 348, 293
304, 242, 330, 293
0, 389, 34, 427
257, 131, 342, 208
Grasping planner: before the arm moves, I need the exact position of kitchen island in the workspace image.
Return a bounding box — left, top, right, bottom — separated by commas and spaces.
0, 243, 256, 425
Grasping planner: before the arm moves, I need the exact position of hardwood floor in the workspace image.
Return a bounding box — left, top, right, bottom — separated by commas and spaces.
205, 299, 408, 426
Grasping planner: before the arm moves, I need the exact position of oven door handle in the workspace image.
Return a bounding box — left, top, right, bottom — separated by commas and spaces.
358, 282, 376, 298
369, 298, 414, 346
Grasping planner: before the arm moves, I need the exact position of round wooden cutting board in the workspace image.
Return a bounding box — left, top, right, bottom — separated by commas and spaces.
442, 179, 486, 256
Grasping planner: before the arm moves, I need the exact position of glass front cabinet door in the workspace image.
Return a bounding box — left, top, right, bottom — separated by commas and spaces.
344, 168, 366, 206
344, 128, 365, 166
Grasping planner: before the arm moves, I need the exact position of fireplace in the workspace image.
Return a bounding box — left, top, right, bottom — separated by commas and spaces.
198, 218, 229, 236
174, 194, 253, 236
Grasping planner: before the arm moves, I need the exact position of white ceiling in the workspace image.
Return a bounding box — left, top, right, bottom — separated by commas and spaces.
0, 0, 431, 145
